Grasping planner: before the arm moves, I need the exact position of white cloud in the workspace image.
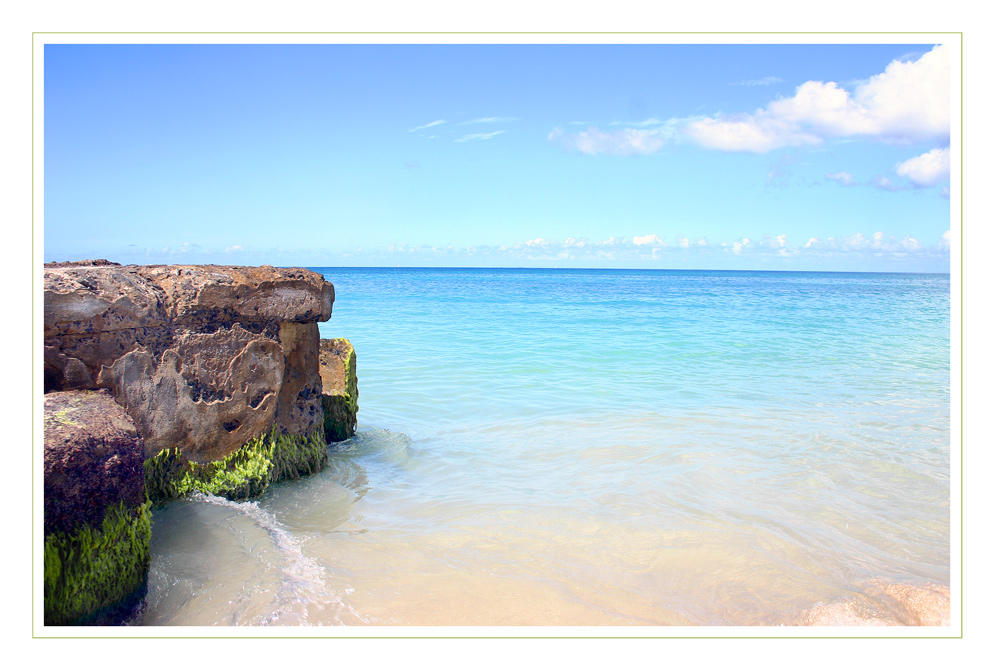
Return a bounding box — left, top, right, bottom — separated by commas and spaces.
367, 229, 949, 268
225, 245, 243, 252
684, 115, 821, 153
455, 131, 505, 142
871, 175, 901, 192
896, 147, 950, 187
633, 234, 665, 246
548, 126, 668, 156
826, 171, 855, 186
939, 230, 951, 250
685, 45, 950, 153
408, 119, 447, 132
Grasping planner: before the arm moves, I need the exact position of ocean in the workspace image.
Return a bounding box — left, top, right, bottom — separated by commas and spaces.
135, 267, 951, 627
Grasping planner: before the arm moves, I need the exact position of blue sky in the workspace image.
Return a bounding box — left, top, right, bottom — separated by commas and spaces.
43, 42, 953, 271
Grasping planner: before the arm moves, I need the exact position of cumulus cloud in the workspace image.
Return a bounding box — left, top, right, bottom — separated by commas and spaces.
548, 126, 668, 156
684, 115, 821, 153
896, 147, 950, 187
456, 130, 505, 142
685, 45, 950, 153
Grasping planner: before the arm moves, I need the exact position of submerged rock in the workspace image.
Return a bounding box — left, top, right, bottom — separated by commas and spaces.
319, 338, 358, 442
797, 581, 951, 626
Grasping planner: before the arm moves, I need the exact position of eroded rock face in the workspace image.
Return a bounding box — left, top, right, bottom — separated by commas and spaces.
44, 389, 146, 536
44, 264, 334, 462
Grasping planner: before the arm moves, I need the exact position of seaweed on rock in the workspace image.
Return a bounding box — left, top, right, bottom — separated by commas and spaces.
144, 427, 329, 504
43, 500, 152, 626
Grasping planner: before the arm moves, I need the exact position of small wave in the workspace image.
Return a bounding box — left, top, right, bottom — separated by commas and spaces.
329, 426, 413, 463
190, 492, 367, 625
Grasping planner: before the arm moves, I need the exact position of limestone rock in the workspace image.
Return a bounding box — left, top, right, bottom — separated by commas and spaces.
44, 264, 335, 462
319, 338, 358, 442
43, 389, 146, 536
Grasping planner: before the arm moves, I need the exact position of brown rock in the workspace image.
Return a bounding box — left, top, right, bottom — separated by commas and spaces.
44, 264, 335, 462
44, 389, 146, 536
44, 259, 121, 268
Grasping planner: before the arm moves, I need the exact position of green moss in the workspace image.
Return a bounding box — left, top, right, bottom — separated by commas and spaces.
43, 500, 152, 626
144, 427, 329, 504
323, 338, 358, 443
322, 394, 356, 442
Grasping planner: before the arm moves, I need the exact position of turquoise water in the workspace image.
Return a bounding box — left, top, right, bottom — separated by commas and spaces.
140, 268, 950, 626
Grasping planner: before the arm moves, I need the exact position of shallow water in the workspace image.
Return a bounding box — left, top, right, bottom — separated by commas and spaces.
138, 268, 950, 626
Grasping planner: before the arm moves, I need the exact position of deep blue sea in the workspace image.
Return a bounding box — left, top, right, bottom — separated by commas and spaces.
139, 268, 950, 626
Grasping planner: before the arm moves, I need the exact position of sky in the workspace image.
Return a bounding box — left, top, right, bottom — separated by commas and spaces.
43, 41, 954, 272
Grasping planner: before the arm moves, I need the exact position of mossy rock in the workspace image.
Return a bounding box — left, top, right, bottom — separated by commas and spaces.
318, 338, 358, 442
322, 394, 357, 442
144, 427, 329, 504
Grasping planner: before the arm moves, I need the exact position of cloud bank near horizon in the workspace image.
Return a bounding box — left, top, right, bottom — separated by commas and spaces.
88, 229, 949, 272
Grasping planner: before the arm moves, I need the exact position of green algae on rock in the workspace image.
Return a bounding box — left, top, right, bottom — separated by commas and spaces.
43, 390, 150, 625
44, 500, 152, 626
318, 338, 358, 442
144, 427, 329, 504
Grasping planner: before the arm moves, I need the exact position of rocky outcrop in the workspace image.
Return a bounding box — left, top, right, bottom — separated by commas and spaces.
319, 338, 358, 442
43, 389, 151, 625
43, 261, 349, 626
44, 263, 334, 462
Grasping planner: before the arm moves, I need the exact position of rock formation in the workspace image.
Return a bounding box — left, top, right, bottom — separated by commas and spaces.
43, 261, 354, 625
44, 262, 334, 462
319, 337, 358, 442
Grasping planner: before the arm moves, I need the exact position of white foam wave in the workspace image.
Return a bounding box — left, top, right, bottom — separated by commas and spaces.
190, 492, 367, 625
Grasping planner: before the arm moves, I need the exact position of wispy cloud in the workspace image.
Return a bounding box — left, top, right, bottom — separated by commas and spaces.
460, 117, 519, 125
547, 126, 668, 156
455, 131, 505, 142
610, 118, 665, 128
732, 76, 783, 86
408, 119, 447, 133
826, 171, 855, 186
